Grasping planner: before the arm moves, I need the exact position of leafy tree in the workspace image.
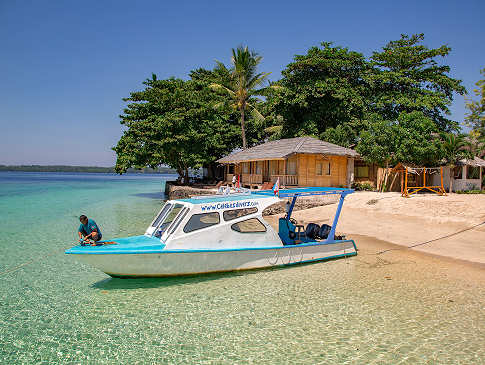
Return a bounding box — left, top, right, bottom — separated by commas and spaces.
357, 111, 443, 190
210, 46, 271, 149
113, 74, 240, 183
441, 133, 472, 193
466, 130, 485, 159
266, 42, 371, 146
355, 33, 466, 171
368, 33, 466, 132
465, 68, 485, 136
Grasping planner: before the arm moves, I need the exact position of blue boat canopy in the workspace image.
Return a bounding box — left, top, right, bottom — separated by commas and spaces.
254, 187, 354, 198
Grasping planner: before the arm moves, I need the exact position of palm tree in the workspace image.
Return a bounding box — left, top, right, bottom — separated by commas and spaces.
210, 46, 271, 149
441, 133, 472, 193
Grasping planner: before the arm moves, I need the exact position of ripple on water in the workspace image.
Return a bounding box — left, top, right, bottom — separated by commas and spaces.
0, 173, 484, 364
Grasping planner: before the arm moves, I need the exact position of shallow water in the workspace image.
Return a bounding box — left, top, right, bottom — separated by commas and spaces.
1, 172, 484, 364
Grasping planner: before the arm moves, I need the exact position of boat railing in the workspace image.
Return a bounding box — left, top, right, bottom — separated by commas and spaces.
189, 186, 252, 200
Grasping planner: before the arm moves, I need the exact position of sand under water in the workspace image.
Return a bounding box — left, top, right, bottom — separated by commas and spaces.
1, 173, 484, 363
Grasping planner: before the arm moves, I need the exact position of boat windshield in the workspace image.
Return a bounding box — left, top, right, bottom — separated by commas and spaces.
154, 203, 184, 238
151, 202, 172, 228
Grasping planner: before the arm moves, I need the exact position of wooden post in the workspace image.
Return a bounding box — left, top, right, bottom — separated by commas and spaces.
400, 169, 404, 194
440, 166, 444, 193
423, 168, 426, 187
480, 166, 483, 191
404, 168, 408, 196
283, 159, 287, 187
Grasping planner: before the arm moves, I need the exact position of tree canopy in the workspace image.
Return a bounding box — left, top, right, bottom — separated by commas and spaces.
368, 33, 466, 132
465, 67, 485, 136
113, 72, 240, 182
266, 42, 371, 145
356, 34, 466, 166
113, 36, 470, 181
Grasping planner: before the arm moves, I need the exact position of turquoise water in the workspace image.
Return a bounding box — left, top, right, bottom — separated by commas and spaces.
1, 172, 484, 364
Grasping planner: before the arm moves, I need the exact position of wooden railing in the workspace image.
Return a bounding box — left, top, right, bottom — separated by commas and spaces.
226, 174, 298, 186
241, 174, 263, 184
271, 175, 298, 186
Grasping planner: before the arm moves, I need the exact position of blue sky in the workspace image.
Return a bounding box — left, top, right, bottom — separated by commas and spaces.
1, 0, 484, 166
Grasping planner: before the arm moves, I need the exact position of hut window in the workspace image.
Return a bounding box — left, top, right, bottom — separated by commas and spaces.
183, 212, 220, 233
324, 161, 331, 175
223, 207, 258, 221
242, 163, 249, 174
256, 162, 262, 174
270, 161, 278, 175
467, 166, 480, 179
228, 165, 234, 174
355, 166, 369, 178
316, 162, 323, 176
231, 218, 267, 233
453, 167, 462, 179
287, 159, 297, 175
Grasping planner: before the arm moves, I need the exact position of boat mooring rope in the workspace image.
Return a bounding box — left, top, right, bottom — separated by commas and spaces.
375, 220, 485, 255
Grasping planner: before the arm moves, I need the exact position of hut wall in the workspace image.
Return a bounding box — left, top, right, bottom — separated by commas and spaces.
354, 160, 378, 187
297, 154, 347, 187
434, 166, 483, 191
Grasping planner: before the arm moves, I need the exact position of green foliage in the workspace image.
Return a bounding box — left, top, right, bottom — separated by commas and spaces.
465, 68, 485, 136
355, 34, 466, 167
467, 130, 485, 157
357, 111, 443, 166
369, 33, 466, 132
351, 182, 374, 191
113, 73, 240, 181
440, 133, 472, 167
266, 42, 371, 146
210, 46, 271, 148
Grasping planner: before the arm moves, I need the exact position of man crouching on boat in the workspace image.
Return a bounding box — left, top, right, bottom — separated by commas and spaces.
78, 215, 102, 245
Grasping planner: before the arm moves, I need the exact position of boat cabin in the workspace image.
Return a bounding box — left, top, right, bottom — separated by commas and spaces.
144, 187, 353, 250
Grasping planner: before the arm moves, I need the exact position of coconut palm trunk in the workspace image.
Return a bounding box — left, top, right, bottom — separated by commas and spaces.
209, 46, 272, 150
240, 107, 247, 149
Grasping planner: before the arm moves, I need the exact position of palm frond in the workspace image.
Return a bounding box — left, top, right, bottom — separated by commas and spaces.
209, 83, 235, 97
247, 103, 265, 123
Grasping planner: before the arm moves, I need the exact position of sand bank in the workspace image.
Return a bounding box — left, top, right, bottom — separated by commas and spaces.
265, 192, 485, 265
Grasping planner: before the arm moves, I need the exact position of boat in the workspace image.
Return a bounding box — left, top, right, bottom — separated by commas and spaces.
65, 187, 357, 277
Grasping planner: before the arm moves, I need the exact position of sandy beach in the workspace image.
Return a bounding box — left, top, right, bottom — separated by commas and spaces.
266, 192, 485, 265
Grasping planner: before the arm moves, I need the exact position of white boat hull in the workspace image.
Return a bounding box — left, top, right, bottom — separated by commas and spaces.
71, 240, 357, 277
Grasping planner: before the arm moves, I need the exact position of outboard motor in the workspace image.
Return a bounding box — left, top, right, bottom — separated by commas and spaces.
305, 223, 320, 239
318, 224, 332, 239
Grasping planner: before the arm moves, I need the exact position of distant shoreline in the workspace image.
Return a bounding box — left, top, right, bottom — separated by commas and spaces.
0, 165, 177, 174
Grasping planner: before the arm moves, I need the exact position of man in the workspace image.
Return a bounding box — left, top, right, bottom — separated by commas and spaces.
78, 215, 102, 244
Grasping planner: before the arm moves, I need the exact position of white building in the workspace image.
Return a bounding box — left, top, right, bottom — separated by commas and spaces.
432, 157, 485, 191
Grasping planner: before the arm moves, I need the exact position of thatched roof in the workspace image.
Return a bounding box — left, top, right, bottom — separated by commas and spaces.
459, 156, 485, 167
217, 137, 359, 163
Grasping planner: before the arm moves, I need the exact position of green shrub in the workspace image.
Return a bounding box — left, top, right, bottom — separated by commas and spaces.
352, 182, 375, 191
455, 190, 485, 194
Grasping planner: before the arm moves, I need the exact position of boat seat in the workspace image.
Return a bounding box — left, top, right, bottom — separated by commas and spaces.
295, 224, 305, 242
305, 223, 320, 240
318, 224, 331, 239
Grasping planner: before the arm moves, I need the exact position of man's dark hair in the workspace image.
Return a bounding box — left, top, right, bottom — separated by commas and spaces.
79, 215, 88, 221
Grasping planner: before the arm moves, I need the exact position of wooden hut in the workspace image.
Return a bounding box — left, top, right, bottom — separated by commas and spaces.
217, 137, 359, 188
